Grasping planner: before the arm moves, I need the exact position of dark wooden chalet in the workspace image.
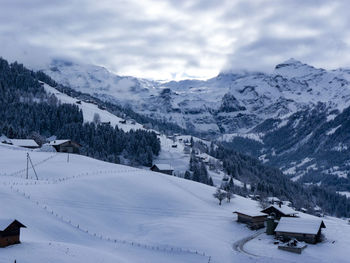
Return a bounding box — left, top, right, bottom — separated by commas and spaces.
0, 219, 26, 247
49, 140, 81, 153
234, 210, 268, 229
261, 205, 298, 220
275, 217, 326, 244
150, 164, 174, 175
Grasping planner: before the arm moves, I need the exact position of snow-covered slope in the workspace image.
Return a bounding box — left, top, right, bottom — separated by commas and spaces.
0, 143, 349, 263
43, 83, 144, 132
0, 145, 350, 263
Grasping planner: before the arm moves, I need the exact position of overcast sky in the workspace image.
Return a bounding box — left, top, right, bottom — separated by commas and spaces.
1, 0, 350, 80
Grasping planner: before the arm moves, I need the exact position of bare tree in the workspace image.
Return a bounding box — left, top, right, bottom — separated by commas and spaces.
213, 188, 226, 205
226, 191, 233, 203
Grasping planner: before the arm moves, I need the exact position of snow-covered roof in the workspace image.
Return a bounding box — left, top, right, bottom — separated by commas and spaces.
275, 217, 326, 235
0, 135, 9, 142
47, 135, 57, 141
153, 164, 173, 170
282, 201, 292, 206
267, 196, 281, 202
234, 209, 268, 217
262, 205, 298, 216
0, 219, 25, 230
49, 140, 70, 146
10, 139, 39, 147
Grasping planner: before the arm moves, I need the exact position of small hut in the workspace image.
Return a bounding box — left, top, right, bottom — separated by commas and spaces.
150, 164, 174, 175
261, 205, 298, 220
0, 219, 26, 247
275, 217, 326, 244
233, 210, 268, 229
49, 140, 81, 153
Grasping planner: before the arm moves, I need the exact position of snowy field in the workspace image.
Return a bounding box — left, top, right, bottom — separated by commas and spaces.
0, 144, 349, 262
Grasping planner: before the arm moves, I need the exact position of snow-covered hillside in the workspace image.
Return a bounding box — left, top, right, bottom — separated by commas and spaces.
44, 81, 231, 184
0, 143, 349, 263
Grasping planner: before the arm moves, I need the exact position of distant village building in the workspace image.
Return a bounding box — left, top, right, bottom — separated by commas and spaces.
282, 201, 293, 207
248, 194, 261, 201
3, 139, 39, 149
300, 207, 308, 213
0, 135, 9, 143
261, 205, 298, 220
267, 196, 282, 205
233, 210, 268, 229
150, 164, 174, 175
0, 219, 26, 247
275, 217, 326, 244
49, 140, 81, 153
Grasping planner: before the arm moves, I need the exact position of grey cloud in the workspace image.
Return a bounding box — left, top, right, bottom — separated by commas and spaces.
0, 0, 350, 79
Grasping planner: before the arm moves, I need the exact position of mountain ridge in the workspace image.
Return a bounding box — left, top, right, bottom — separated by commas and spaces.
43, 58, 350, 190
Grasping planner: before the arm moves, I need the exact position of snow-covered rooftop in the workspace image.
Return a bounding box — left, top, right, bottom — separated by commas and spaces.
275, 217, 326, 235
262, 205, 298, 216
267, 196, 281, 202
10, 139, 39, 147
0, 219, 15, 230
0, 135, 9, 142
49, 140, 70, 146
234, 209, 268, 217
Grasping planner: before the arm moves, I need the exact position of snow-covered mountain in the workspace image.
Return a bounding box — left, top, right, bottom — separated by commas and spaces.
44, 59, 350, 188
44, 58, 350, 134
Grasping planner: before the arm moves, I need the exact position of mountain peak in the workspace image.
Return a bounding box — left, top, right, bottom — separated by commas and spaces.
282, 58, 303, 64
274, 58, 323, 79
275, 58, 304, 70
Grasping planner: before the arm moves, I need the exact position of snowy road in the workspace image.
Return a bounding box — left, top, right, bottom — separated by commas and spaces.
233, 229, 264, 257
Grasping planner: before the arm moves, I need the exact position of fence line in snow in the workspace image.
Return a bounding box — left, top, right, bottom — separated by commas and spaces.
3, 153, 214, 262
7, 183, 213, 262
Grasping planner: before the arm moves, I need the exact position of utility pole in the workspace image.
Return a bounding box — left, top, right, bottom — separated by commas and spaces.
26, 153, 39, 180
26, 153, 29, 180
67, 153, 69, 163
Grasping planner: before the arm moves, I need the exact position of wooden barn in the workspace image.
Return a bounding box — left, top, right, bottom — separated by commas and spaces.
49, 140, 81, 153
0, 219, 26, 247
150, 164, 174, 175
261, 205, 298, 220
233, 210, 268, 229
275, 217, 326, 244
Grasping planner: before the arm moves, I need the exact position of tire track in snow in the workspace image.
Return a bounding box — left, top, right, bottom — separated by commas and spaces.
232, 229, 264, 257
